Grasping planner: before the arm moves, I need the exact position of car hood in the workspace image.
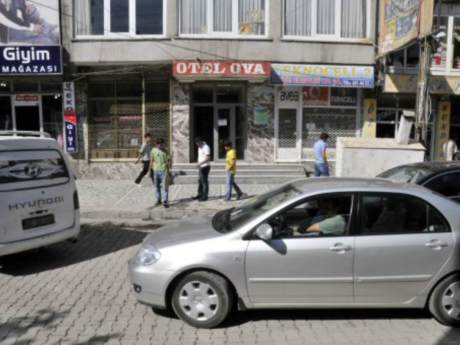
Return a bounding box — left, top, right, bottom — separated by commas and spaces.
143, 215, 221, 249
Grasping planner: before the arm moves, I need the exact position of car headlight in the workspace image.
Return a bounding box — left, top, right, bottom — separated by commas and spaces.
135, 244, 161, 266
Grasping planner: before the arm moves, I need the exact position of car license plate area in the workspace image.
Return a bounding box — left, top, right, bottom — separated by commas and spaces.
22, 215, 55, 230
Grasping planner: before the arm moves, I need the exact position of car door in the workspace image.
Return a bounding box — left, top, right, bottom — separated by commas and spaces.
354, 193, 454, 305
245, 194, 356, 306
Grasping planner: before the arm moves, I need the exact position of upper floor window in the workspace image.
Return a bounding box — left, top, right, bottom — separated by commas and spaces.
75, 0, 165, 37
284, 0, 369, 40
179, 0, 267, 37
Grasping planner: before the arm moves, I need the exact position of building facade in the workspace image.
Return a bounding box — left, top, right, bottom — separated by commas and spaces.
1, 1, 378, 177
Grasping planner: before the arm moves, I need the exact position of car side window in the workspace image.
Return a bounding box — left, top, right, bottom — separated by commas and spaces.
268, 195, 352, 239
360, 194, 450, 235
424, 172, 460, 197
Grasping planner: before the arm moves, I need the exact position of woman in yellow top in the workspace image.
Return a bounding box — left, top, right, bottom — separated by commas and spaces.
224, 141, 243, 201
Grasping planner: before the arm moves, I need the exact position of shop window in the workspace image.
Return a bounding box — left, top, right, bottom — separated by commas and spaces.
453, 18, 460, 70
88, 79, 169, 160
0, 97, 12, 130
216, 85, 244, 103
302, 108, 356, 149
192, 85, 214, 103
389, 43, 419, 70
432, 16, 448, 69
284, 0, 369, 40
41, 82, 62, 93
75, 0, 164, 37
42, 95, 63, 141
180, 0, 267, 37
13, 81, 39, 92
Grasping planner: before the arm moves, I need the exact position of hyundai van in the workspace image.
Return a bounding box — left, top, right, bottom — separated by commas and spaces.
0, 131, 80, 256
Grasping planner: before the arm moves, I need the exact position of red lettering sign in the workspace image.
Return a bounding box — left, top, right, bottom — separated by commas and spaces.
173, 61, 271, 78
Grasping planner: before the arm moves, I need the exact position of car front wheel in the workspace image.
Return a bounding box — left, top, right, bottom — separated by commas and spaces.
429, 273, 460, 327
171, 271, 233, 328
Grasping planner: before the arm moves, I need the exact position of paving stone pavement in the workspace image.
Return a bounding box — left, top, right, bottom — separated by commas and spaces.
1, 221, 460, 345
77, 180, 278, 222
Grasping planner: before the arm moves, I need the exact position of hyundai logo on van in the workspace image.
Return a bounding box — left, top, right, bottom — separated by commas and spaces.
8, 196, 64, 212
24, 163, 42, 178
0, 46, 62, 75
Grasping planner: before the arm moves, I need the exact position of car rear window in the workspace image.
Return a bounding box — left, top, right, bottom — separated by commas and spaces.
0, 150, 69, 190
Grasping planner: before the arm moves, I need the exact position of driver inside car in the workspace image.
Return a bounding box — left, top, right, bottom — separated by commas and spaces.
299, 198, 347, 236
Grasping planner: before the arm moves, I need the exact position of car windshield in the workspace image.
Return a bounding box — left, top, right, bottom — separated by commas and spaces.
212, 184, 303, 233
377, 166, 433, 184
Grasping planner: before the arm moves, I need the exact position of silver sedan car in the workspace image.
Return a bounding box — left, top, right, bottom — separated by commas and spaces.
128, 178, 460, 328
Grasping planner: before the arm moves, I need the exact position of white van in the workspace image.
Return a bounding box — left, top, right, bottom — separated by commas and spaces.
0, 131, 80, 256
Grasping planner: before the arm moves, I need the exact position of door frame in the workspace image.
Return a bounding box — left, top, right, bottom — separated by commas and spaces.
11, 94, 44, 133
275, 87, 302, 162
214, 105, 236, 161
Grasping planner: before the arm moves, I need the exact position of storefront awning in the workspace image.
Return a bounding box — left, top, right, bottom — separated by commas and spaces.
384, 74, 460, 95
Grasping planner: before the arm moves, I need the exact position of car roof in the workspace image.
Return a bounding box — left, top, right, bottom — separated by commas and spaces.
0, 136, 59, 150
290, 177, 433, 195
396, 161, 460, 174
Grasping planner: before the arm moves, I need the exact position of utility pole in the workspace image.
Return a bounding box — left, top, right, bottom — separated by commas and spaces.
414, 36, 431, 145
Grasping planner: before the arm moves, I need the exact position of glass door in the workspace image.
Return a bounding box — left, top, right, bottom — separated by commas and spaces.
15, 106, 40, 132
277, 108, 299, 160
215, 106, 235, 160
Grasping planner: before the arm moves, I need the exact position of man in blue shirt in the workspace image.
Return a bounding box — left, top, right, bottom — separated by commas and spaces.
313, 132, 330, 177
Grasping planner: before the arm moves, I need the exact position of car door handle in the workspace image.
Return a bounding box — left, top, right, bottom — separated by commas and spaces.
425, 240, 448, 250
329, 243, 352, 253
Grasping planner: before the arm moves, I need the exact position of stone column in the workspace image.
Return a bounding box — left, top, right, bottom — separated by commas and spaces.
246, 83, 275, 163
171, 81, 191, 164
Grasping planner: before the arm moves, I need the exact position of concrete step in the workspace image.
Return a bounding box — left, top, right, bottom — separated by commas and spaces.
172, 169, 307, 177
173, 175, 307, 185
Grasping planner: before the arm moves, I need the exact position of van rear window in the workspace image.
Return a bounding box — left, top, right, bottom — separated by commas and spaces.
0, 150, 69, 185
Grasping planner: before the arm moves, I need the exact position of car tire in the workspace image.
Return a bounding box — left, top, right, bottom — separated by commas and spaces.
429, 273, 460, 327
171, 271, 233, 328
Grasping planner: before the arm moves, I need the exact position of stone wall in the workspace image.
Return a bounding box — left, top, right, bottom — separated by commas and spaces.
246, 83, 275, 162
171, 81, 191, 164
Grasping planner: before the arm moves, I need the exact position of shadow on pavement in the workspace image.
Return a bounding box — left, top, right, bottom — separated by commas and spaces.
0, 222, 157, 276
435, 328, 460, 345
221, 308, 433, 327
1, 309, 69, 343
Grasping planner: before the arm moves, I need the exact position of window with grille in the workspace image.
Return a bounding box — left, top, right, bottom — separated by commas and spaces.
87, 79, 169, 160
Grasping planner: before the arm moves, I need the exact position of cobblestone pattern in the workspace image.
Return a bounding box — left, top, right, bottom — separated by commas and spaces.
1, 222, 459, 345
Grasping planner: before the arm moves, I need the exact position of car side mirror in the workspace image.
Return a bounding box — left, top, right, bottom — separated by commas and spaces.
255, 223, 273, 241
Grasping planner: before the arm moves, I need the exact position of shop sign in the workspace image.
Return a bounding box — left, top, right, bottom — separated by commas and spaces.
173, 61, 271, 79
303, 87, 329, 106
63, 82, 78, 154
0, 46, 62, 75
330, 88, 357, 106
13, 94, 39, 106
271, 64, 374, 89
362, 99, 377, 138
0, 0, 62, 75
254, 106, 270, 126
277, 86, 300, 107
436, 101, 451, 160
379, 0, 434, 56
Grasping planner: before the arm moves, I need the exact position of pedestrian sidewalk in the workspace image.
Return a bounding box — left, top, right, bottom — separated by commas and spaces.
78, 180, 279, 223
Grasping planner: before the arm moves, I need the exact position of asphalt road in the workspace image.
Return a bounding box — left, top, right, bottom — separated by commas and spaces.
0, 222, 459, 345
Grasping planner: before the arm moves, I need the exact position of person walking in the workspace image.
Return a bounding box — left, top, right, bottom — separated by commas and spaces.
193, 137, 211, 201
224, 141, 243, 201
149, 138, 171, 208
313, 132, 330, 177
134, 133, 153, 185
